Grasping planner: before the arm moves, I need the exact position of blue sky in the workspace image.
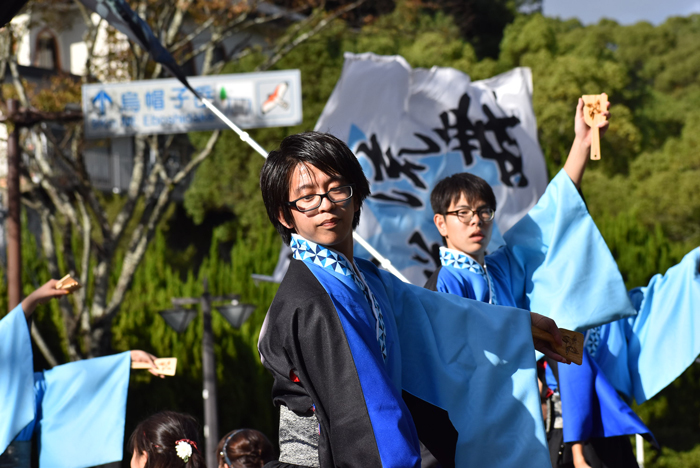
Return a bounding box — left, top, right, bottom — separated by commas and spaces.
542, 0, 700, 25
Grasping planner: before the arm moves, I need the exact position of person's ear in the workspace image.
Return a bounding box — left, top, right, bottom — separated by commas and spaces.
353, 195, 360, 213
434, 213, 449, 238
278, 209, 294, 230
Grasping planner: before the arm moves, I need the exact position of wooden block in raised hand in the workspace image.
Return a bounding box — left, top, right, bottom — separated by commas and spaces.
131, 357, 178, 376
582, 94, 608, 160
55, 274, 81, 293
531, 326, 584, 365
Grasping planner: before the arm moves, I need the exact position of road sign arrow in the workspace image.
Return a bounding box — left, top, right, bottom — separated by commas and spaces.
92, 90, 113, 115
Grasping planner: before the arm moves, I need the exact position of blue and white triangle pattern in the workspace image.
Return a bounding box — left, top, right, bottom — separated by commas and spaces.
290, 235, 387, 361
585, 326, 602, 358
290, 235, 353, 276
439, 247, 498, 305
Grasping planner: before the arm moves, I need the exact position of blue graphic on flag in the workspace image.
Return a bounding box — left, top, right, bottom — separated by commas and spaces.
315, 54, 548, 284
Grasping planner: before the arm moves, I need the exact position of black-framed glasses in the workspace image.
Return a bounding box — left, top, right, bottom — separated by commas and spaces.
445, 207, 495, 223
286, 184, 354, 212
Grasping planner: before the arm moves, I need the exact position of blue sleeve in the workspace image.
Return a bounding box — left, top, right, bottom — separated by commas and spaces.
495, 169, 636, 330
627, 247, 700, 403
376, 269, 551, 468
39, 351, 131, 468
0, 305, 35, 453
558, 349, 654, 444
591, 248, 700, 404
629, 248, 699, 403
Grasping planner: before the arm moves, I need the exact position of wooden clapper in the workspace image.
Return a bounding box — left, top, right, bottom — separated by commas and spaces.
132, 357, 178, 376
582, 94, 608, 160
531, 327, 584, 365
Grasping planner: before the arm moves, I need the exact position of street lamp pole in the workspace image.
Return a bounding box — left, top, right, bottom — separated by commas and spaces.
171, 282, 219, 468
168, 279, 251, 468
200, 279, 218, 468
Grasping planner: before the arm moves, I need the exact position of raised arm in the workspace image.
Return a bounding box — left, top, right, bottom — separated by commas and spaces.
564, 95, 610, 189
21, 280, 69, 319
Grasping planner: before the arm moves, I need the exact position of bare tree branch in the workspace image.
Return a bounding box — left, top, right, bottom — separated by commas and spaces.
31, 323, 59, 368
172, 129, 220, 185
8, 56, 30, 107
110, 135, 147, 243
180, 11, 286, 67
165, 0, 195, 46
73, 0, 102, 81
0, 28, 11, 99
257, 0, 367, 71
74, 192, 91, 328
35, 205, 82, 361
25, 130, 84, 236
102, 129, 221, 321
151, 0, 195, 79
170, 16, 215, 52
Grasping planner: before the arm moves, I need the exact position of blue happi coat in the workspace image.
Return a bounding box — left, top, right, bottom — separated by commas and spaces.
425, 169, 648, 444
259, 233, 552, 467
426, 169, 636, 330
0, 305, 131, 467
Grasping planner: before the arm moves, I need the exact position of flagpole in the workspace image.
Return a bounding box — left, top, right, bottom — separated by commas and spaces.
352, 233, 410, 282
196, 95, 411, 283
199, 98, 268, 158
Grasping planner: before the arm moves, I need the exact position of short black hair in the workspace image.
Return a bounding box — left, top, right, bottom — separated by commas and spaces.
430, 172, 497, 215
260, 131, 371, 245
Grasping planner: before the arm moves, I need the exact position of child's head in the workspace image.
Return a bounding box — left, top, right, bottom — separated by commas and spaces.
217, 429, 274, 468
260, 132, 370, 254
430, 173, 497, 263
129, 411, 205, 468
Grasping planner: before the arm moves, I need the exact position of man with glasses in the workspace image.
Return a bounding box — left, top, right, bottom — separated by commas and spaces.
257, 131, 572, 468
424, 99, 655, 468
425, 96, 618, 312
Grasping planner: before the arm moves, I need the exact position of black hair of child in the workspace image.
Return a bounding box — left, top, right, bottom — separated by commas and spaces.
216, 428, 274, 468
430, 172, 497, 215
260, 131, 371, 245
129, 411, 206, 468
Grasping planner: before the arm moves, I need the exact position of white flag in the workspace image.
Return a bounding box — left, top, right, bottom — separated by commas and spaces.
315, 52, 548, 284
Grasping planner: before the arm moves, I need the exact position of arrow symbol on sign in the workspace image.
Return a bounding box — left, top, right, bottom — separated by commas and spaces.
92, 90, 113, 115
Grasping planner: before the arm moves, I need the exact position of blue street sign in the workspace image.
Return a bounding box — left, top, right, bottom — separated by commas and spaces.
82, 70, 302, 139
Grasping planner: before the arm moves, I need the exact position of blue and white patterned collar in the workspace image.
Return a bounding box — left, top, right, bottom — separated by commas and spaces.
290, 234, 388, 361
439, 247, 485, 274
439, 246, 498, 305
290, 234, 355, 277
